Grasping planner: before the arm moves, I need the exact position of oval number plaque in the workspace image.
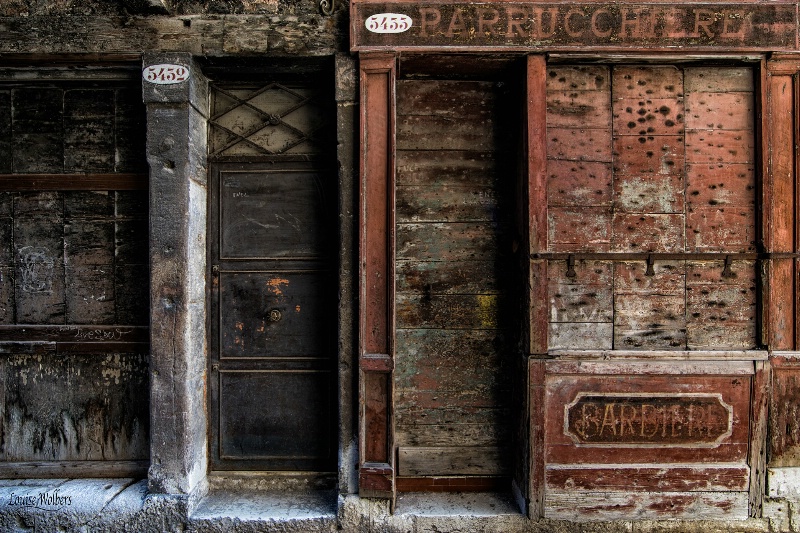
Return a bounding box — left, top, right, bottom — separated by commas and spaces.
143, 64, 190, 85
365, 13, 412, 34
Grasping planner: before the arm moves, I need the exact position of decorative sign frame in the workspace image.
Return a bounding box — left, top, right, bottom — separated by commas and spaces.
564, 392, 734, 448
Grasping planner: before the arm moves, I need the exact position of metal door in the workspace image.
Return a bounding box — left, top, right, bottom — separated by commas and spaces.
209, 162, 336, 471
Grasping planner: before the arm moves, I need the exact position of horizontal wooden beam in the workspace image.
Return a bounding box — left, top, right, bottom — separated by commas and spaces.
0, 174, 148, 191
0, 460, 148, 479
0, 325, 149, 343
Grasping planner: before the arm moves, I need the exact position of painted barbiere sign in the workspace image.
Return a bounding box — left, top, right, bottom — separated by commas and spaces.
564, 392, 734, 448
351, 3, 797, 50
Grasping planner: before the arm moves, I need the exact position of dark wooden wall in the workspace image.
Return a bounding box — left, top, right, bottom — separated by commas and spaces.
0, 78, 149, 474
394, 78, 517, 485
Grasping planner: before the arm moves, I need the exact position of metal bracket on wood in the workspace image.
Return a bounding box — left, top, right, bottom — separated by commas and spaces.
645, 254, 656, 277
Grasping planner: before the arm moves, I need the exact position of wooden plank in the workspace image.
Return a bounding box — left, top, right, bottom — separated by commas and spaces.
0, 174, 148, 191
545, 490, 749, 520
528, 55, 548, 255
546, 90, 610, 129
685, 92, 755, 131
396, 260, 500, 295
749, 360, 770, 516
65, 266, 115, 325
396, 150, 497, 186
397, 79, 495, 118
684, 67, 754, 93
529, 259, 549, 354
363, 371, 390, 464
548, 206, 611, 251
395, 329, 510, 371
396, 476, 508, 492
0, 325, 148, 343
612, 134, 685, 177
545, 66, 609, 93
549, 322, 614, 351
546, 359, 756, 376
529, 359, 546, 519
612, 98, 685, 137
546, 465, 750, 492
546, 127, 612, 162
548, 259, 613, 323
686, 206, 756, 252
396, 222, 506, 262
396, 182, 500, 223
546, 160, 612, 207
398, 446, 509, 476
14, 218, 65, 324
764, 73, 795, 350
396, 115, 495, 151
686, 163, 755, 207
612, 66, 684, 99
395, 423, 507, 448
613, 173, 685, 214
770, 361, 800, 465
0, 461, 148, 479
396, 293, 508, 330
612, 213, 685, 252
685, 129, 755, 164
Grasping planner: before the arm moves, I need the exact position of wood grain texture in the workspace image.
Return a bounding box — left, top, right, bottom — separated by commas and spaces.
394, 77, 517, 480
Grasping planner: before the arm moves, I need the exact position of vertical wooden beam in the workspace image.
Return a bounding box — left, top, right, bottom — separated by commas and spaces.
358, 52, 396, 500
749, 360, 771, 516
526, 54, 548, 519
527, 54, 549, 356
763, 61, 797, 351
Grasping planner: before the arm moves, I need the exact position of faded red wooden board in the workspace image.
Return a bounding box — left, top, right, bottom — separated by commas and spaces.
351, 3, 798, 51
544, 370, 752, 465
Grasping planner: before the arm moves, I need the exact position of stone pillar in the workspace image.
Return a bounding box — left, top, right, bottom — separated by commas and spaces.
142, 52, 209, 496
335, 52, 359, 495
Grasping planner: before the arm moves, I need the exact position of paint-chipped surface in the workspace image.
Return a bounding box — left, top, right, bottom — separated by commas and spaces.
545, 65, 757, 351
1, 352, 148, 461
394, 79, 516, 478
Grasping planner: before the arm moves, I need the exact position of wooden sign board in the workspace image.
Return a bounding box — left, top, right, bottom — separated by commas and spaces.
542, 359, 755, 520
351, 2, 797, 51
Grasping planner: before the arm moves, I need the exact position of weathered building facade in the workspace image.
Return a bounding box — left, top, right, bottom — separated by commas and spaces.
0, 0, 799, 531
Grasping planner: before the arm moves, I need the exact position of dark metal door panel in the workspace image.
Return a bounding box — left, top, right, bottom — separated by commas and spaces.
220, 170, 328, 259
218, 370, 334, 470
219, 271, 329, 358
210, 163, 336, 472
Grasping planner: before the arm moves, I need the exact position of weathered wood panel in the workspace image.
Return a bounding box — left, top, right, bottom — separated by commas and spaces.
546, 465, 749, 492
544, 65, 757, 352
0, 191, 148, 330
398, 446, 509, 476
544, 372, 751, 466
545, 490, 749, 521
612, 213, 685, 252
394, 76, 515, 481
770, 356, 800, 466
548, 207, 612, 251
546, 160, 612, 207
0, 352, 149, 462
548, 259, 613, 323
4, 83, 145, 175
686, 260, 757, 349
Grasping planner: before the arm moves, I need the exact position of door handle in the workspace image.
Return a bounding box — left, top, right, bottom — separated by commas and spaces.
268, 309, 282, 322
